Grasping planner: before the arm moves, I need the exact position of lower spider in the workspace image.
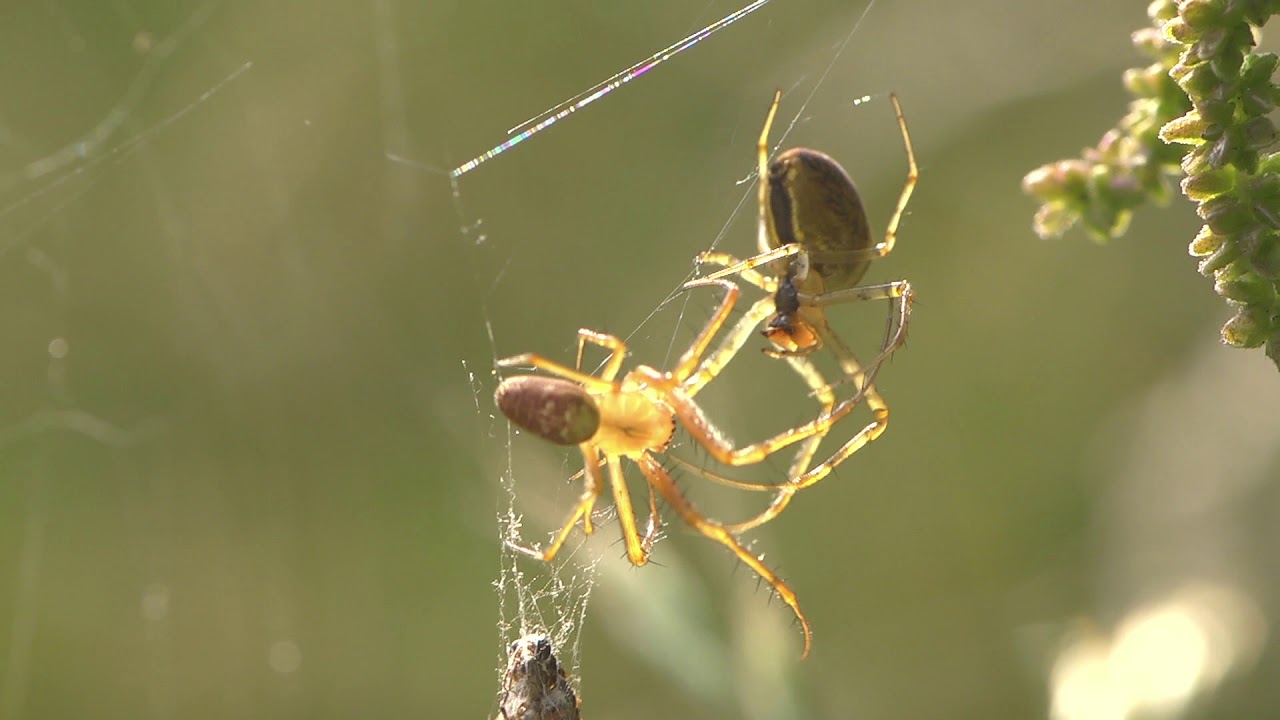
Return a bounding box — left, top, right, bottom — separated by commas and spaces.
678, 89, 919, 528
494, 278, 898, 658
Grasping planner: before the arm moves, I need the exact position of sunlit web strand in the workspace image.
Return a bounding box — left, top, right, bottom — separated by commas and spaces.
450, 0, 771, 178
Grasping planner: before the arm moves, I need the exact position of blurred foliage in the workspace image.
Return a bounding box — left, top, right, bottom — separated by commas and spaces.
1024, 0, 1280, 369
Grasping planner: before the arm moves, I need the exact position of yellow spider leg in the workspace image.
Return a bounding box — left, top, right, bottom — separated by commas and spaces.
670, 277, 741, 381
657, 354, 833, 497
869, 93, 918, 259
606, 454, 650, 566
692, 289, 913, 532
750, 336, 901, 509
637, 453, 812, 659
720, 357, 878, 534
663, 454, 781, 492
507, 444, 606, 562
578, 448, 605, 536
576, 329, 628, 381
691, 251, 778, 292
677, 398, 881, 535
496, 353, 617, 393
780, 355, 837, 477
679, 293, 776, 397
761, 286, 915, 499
798, 279, 910, 308
806, 281, 915, 395
770, 287, 914, 493
678, 266, 846, 495
757, 89, 783, 255
696, 244, 803, 283
680, 354, 838, 529
643, 362, 862, 467
640, 483, 662, 557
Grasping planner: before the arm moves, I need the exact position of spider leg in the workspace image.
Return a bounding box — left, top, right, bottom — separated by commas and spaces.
763, 328, 904, 500
797, 280, 910, 309
678, 288, 914, 531
691, 251, 777, 293
659, 354, 838, 533
694, 244, 804, 284
579, 452, 607, 536
640, 482, 662, 557
758, 89, 783, 255
779, 93, 916, 263
575, 329, 627, 381
497, 353, 617, 393
679, 293, 775, 397
779, 356, 837, 477
669, 277, 742, 381
760, 286, 916, 498
869, 93, 918, 259
802, 281, 915, 395
681, 257, 840, 491
663, 454, 781, 492
708, 355, 837, 533
643, 361, 861, 467
636, 453, 812, 658
605, 454, 651, 566
676, 269, 844, 486
507, 444, 606, 562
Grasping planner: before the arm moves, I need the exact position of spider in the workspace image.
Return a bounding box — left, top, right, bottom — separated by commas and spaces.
494, 277, 906, 658
676, 89, 919, 529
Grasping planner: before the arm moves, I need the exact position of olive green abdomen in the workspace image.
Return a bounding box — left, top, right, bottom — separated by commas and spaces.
765, 147, 874, 289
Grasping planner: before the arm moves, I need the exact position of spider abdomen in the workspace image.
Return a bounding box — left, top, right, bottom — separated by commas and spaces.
495, 375, 601, 446
767, 147, 875, 290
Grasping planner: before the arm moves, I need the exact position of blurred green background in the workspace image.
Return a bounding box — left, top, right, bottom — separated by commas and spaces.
2, 1, 1278, 719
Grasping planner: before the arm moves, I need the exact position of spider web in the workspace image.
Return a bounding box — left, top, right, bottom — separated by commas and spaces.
445, 147, 605, 717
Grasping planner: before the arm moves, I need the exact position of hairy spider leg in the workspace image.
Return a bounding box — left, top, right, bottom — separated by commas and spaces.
636, 452, 812, 658
666, 284, 914, 533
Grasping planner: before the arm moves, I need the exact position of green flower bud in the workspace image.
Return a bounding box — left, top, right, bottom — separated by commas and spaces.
1221, 304, 1269, 347
1181, 166, 1236, 199
1163, 16, 1198, 44
1215, 274, 1277, 305
1190, 224, 1226, 256
1160, 110, 1211, 143
1176, 61, 1222, 97
1198, 235, 1243, 275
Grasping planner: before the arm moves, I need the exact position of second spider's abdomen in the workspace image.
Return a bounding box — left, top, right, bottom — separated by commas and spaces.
766, 148, 874, 290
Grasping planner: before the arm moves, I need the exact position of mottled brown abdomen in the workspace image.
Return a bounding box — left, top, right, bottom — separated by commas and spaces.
495, 376, 600, 446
